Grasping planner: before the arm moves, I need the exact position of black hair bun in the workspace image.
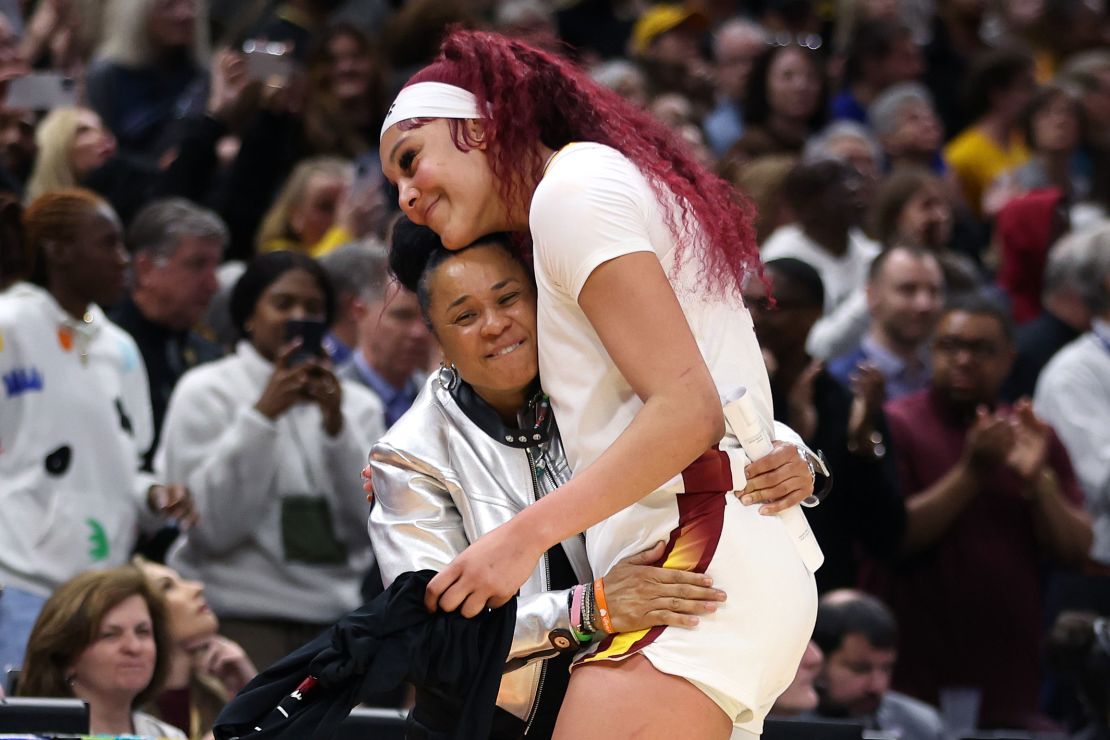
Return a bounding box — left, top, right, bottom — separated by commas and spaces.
389, 217, 445, 293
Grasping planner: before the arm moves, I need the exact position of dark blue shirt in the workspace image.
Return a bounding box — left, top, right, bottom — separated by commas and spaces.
350, 352, 421, 428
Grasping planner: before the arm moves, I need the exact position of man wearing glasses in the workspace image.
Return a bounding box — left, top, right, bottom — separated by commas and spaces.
860, 294, 1092, 731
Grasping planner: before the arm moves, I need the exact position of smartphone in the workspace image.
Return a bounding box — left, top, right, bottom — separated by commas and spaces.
352, 157, 383, 197
5, 72, 77, 110
242, 39, 293, 83
284, 319, 327, 366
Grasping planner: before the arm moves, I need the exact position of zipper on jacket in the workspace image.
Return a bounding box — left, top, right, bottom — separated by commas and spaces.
524, 655, 549, 736
524, 447, 550, 736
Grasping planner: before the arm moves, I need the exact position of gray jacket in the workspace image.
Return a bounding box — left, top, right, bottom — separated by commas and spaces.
368, 376, 591, 725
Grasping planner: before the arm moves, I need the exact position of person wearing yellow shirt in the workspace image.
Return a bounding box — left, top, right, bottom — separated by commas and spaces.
256, 156, 387, 257
944, 48, 1035, 218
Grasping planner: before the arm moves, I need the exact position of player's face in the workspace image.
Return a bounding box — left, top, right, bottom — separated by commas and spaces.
381, 119, 511, 250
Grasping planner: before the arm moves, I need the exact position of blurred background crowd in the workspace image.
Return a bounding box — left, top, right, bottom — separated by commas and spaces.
0, 0, 1109, 738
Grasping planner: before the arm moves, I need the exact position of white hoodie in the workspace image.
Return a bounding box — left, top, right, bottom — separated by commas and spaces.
159, 341, 383, 623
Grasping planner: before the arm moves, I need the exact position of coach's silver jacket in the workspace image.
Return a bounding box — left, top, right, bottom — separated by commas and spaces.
368, 376, 591, 724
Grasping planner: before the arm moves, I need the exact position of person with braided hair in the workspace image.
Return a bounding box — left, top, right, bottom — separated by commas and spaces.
379, 29, 824, 739
0, 189, 195, 675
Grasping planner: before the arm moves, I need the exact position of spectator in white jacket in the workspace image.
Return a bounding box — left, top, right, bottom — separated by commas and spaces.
1035, 223, 1110, 567
762, 158, 880, 360
158, 250, 383, 670
0, 190, 193, 674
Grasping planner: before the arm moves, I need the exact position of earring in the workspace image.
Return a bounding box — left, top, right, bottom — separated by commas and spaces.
437, 362, 459, 391
65, 674, 76, 687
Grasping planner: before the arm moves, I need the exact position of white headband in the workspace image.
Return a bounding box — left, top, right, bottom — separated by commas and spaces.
380, 82, 483, 139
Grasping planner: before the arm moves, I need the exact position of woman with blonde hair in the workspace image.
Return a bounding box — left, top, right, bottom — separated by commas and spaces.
25, 107, 117, 202
24, 46, 247, 223
256, 155, 384, 257
18, 566, 186, 738
97, 0, 210, 67
88, 0, 211, 159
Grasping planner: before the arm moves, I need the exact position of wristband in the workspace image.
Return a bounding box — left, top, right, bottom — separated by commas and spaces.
569, 585, 592, 643
570, 584, 584, 630
594, 577, 615, 634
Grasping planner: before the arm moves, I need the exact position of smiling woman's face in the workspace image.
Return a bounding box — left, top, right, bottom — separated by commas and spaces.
426, 242, 538, 416
380, 119, 509, 249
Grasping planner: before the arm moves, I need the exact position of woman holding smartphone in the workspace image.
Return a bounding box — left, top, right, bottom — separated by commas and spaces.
156, 250, 384, 672
379, 30, 823, 739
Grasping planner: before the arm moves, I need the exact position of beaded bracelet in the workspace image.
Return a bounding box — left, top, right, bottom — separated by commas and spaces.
594, 577, 615, 634
586, 581, 594, 634
582, 581, 597, 634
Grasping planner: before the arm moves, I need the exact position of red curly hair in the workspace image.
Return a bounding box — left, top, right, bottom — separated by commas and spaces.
402, 29, 760, 296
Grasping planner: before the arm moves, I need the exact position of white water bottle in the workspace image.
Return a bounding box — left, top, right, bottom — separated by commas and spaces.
722, 386, 824, 572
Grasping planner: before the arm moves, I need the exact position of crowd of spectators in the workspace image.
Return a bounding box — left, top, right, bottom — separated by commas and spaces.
0, 0, 1109, 738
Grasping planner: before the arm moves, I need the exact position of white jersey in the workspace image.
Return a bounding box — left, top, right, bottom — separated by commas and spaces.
531, 143, 775, 476
529, 143, 816, 733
